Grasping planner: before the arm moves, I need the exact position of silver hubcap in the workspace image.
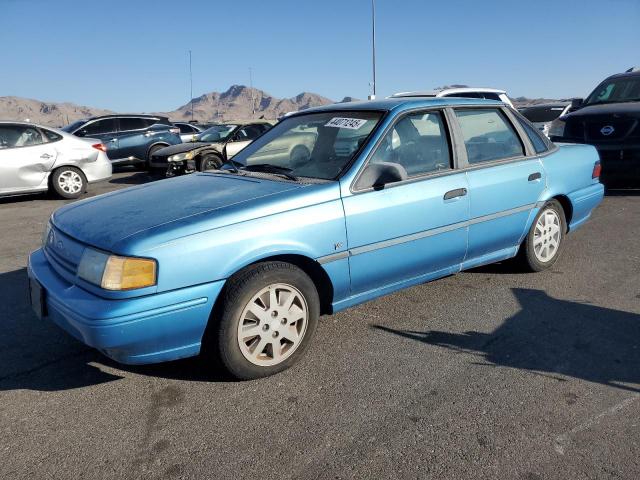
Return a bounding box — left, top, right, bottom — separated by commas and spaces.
533, 208, 561, 263
237, 283, 308, 366
57, 170, 83, 194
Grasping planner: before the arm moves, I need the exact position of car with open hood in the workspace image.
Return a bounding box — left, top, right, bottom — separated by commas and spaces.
28, 97, 603, 379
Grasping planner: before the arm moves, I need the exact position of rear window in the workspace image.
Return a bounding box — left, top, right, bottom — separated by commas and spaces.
119, 118, 151, 131
514, 114, 550, 154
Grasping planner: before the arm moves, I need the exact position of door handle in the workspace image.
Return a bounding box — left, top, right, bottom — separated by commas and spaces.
40, 153, 53, 159
443, 188, 468, 200
528, 172, 542, 181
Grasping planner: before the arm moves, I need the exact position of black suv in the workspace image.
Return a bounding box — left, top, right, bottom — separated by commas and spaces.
62, 115, 182, 168
550, 68, 640, 188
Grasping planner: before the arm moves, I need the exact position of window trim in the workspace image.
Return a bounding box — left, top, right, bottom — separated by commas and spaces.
117, 116, 160, 133
350, 107, 460, 194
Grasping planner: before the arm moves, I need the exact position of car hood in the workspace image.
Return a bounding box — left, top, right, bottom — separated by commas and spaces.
52, 173, 303, 252
569, 101, 640, 118
154, 142, 221, 156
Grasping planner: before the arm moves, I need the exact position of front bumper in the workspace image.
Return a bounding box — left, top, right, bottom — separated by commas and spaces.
27, 248, 224, 365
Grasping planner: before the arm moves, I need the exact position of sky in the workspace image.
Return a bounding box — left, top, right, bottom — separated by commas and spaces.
1, 0, 639, 112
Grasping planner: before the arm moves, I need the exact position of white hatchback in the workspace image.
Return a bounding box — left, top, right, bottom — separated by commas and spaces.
0, 121, 112, 199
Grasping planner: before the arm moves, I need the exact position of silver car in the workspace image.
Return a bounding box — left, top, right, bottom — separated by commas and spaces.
0, 121, 112, 199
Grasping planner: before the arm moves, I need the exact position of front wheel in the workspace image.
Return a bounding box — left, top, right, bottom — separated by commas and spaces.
205, 262, 320, 380
198, 154, 223, 172
50, 167, 86, 199
518, 200, 566, 272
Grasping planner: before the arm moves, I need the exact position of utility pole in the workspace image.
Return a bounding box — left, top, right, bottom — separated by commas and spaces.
368, 0, 377, 100
189, 50, 194, 122
249, 67, 256, 117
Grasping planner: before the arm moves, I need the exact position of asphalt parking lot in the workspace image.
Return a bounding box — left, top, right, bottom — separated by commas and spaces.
0, 172, 639, 480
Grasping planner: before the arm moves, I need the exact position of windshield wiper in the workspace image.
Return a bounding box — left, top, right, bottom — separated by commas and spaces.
241, 163, 298, 181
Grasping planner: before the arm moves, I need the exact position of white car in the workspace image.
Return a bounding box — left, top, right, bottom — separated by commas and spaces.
0, 121, 112, 199
390, 87, 514, 108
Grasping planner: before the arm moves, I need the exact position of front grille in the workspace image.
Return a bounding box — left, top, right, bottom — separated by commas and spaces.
585, 118, 637, 141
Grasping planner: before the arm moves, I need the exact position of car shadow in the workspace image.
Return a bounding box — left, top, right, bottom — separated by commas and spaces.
108, 170, 165, 185
0, 268, 229, 392
372, 288, 640, 393
606, 188, 640, 197
0, 192, 48, 205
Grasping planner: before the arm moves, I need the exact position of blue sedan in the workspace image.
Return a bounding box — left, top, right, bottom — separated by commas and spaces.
28, 98, 604, 379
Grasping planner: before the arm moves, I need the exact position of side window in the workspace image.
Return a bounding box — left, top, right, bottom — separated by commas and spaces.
481, 92, 502, 101
445, 92, 481, 99
455, 108, 524, 164
81, 119, 117, 136
514, 114, 550, 154
119, 117, 147, 131
370, 111, 452, 178
0, 125, 44, 148
236, 125, 263, 141
42, 129, 63, 143
177, 123, 193, 134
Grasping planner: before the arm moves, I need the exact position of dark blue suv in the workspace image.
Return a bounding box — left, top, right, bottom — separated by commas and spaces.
62, 115, 182, 169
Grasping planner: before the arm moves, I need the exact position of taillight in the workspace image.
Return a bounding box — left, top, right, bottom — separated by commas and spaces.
592, 160, 602, 179
92, 143, 107, 152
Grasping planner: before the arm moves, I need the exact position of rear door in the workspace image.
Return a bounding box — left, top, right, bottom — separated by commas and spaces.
116, 117, 156, 160
75, 118, 118, 159
452, 107, 545, 265
0, 124, 57, 193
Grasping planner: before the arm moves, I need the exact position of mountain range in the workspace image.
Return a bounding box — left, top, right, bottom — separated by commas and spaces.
0, 86, 343, 127
0, 84, 563, 127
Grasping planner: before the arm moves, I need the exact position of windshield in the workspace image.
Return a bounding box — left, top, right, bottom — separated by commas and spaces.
61, 119, 86, 132
231, 111, 383, 180
585, 77, 640, 105
197, 124, 238, 142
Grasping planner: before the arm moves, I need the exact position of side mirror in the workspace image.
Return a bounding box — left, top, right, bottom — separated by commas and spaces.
355, 162, 407, 190
570, 98, 583, 109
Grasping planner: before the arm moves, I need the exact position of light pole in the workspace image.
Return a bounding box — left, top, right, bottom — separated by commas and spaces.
189, 50, 194, 122
368, 0, 377, 100
249, 67, 256, 117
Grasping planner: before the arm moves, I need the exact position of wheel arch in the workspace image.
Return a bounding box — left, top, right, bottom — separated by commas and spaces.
551, 194, 573, 228
146, 142, 170, 159
223, 253, 335, 316
48, 164, 87, 185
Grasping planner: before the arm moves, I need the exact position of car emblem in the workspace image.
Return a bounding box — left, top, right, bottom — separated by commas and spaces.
600, 125, 615, 136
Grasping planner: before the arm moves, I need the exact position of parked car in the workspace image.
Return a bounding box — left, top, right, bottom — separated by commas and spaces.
173, 121, 219, 142
519, 102, 571, 137
151, 121, 273, 173
391, 87, 515, 108
28, 97, 603, 380
549, 67, 640, 187
62, 115, 182, 169
0, 121, 111, 199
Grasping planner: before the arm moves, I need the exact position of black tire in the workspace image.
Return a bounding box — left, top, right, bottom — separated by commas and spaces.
145, 144, 167, 170
198, 153, 223, 172
204, 261, 320, 380
50, 166, 86, 199
518, 200, 566, 272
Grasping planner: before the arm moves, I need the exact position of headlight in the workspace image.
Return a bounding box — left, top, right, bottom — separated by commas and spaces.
77, 248, 157, 290
548, 117, 566, 138
168, 151, 194, 162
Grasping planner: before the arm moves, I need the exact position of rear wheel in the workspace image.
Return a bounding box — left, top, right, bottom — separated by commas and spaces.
204, 262, 319, 380
519, 200, 566, 271
50, 167, 86, 199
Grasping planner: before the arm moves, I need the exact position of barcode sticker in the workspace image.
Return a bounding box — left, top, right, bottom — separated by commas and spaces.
324, 117, 368, 130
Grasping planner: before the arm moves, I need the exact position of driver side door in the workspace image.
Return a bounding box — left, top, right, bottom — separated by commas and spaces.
225, 124, 267, 158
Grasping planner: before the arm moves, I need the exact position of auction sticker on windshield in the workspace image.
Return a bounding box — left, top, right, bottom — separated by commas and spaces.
325, 117, 368, 130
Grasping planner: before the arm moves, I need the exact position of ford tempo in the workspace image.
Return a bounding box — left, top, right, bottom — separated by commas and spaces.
28, 98, 604, 379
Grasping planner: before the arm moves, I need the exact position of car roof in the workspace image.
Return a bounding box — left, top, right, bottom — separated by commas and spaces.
604, 70, 640, 81
391, 87, 507, 98
296, 97, 503, 115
